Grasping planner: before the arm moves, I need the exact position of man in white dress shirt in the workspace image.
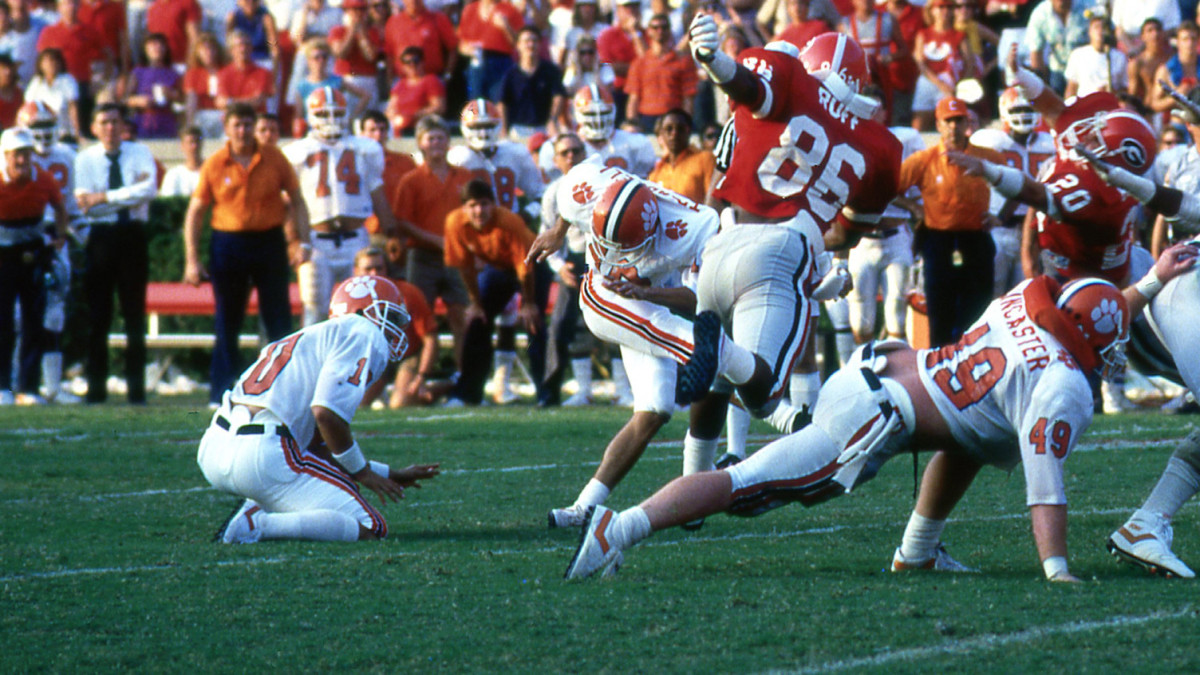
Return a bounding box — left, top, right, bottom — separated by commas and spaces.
74, 103, 157, 404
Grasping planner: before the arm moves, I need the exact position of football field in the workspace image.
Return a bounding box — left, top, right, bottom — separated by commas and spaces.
2, 400, 1198, 672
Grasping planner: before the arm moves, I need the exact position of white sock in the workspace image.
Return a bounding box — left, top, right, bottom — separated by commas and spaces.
258, 510, 361, 542
790, 372, 821, 411
725, 405, 750, 459
1141, 457, 1200, 520
571, 357, 592, 397
719, 337, 757, 385
835, 331, 856, 367
42, 351, 62, 397
610, 506, 653, 550
899, 512, 946, 561
683, 431, 719, 475
575, 478, 611, 509
766, 400, 804, 434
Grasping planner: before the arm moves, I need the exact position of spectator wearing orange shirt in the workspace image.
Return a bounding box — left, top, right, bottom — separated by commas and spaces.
216, 29, 275, 113
384, 0, 458, 81
647, 109, 714, 204
35, 0, 111, 133
353, 246, 444, 408
329, 0, 384, 111
183, 102, 311, 406
391, 114, 471, 365
458, 0, 523, 101
624, 13, 697, 133
894, 97, 1002, 345
386, 46, 445, 135
443, 178, 549, 406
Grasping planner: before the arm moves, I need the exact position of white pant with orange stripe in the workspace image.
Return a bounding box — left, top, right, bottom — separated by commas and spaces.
579, 271, 693, 414
196, 406, 387, 537
696, 222, 819, 403
725, 350, 916, 516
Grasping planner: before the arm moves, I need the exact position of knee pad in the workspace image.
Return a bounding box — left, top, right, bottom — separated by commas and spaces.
1171, 429, 1200, 474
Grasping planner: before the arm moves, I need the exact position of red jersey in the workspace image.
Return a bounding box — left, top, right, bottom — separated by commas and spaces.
0, 166, 63, 229
711, 47, 902, 227
1035, 156, 1138, 285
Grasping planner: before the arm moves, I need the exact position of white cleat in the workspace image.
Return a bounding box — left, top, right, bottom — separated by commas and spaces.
548, 504, 589, 529
565, 506, 624, 579
562, 391, 593, 407
215, 499, 264, 544
1108, 513, 1195, 579
890, 543, 978, 573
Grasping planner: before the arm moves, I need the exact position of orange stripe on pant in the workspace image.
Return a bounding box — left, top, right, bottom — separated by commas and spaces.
580, 271, 694, 364
280, 436, 388, 538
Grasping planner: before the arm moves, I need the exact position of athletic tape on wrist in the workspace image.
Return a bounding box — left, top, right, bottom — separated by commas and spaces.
1135, 269, 1164, 300
990, 164, 1026, 199
701, 50, 737, 84
369, 460, 390, 478
1042, 555, 1069, 580
1012, 67, 1044, 99
334, 441, 367, 474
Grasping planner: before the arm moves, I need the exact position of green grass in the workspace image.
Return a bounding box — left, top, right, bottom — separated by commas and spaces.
2, 401, 1198, 673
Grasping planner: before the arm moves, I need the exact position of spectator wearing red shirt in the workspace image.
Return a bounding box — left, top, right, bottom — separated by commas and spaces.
216, 29, 275, 113
77, 0, 129, 81
146, 0, 203, 71
386, 46, 445, 134
183, 31, 225, 138
384, 0, 458, 80
774, 0, 833, 52
625, 13, 696, 132
329, 0, 384, 111
596, 0, 645, 123
35, 0, 112, 132
0, 55, 22, 128
457, 0, 523, 100
886, 0, 927, 127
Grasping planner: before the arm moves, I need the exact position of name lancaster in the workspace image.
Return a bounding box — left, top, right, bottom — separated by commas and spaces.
998, 292, 1052, 372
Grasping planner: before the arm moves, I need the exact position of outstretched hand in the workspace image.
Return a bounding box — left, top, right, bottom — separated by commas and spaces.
392, 463, 441, 488
1072, 146, 1112, 182
356, 471, 407, 506
1153, 241, 1200, 286
945, 150, 987, 177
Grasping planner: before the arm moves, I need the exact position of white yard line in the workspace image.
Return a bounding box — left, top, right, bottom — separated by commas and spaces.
784, 607, 1195, 674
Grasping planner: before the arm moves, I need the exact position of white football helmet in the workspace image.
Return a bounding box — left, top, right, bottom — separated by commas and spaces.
460, 99, 502, 152
999, 87, 1040, 135
329, 275, 412, 362
573, 84, 616, 142
306, 86, 349, 141
16, 101, 57, 154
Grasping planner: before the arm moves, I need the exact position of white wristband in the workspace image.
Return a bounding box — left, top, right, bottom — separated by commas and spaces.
334, 441, 367, 474
1135, 268, 1164, 300
701, 50, 737, 84
1042, 555, 1069, 580
369, 460, 390, 478
1010, 66, 1045, 100
984, 163, 1027, 199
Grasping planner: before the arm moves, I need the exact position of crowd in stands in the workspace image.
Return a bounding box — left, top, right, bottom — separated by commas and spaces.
1, 0, 1199, 416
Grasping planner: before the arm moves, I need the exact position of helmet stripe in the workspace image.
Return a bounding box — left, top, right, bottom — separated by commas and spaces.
604, 179, 641, 244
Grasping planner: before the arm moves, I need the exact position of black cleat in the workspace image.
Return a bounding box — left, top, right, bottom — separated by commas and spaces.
675, 311, 722, 405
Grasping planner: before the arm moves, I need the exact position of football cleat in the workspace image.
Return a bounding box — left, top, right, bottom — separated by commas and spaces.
715, 452, 743, 470
890, 543, 978, 573
675, 311, 722, 405
215, 499, 264, 544
1107, 513, 1195, 579
562, 391, 593, 407
565, 505, 624, 579
548, 504, 588, 529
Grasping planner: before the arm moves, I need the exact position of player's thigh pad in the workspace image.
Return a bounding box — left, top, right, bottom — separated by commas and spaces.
1151, 267, 1200, 394
580, 273, 694, 364
619, 344, 676, 414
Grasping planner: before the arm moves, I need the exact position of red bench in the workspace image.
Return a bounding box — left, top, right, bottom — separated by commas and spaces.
108, 282, 303, 349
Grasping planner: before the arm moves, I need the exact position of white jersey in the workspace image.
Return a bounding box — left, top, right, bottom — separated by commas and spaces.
229, 315, 390, 450
882, 126, 925, 220
283, 134, 385, 224
969, 128, 1055, 218
448, 140, 545, 212
556, 160, 718, 288
538, 128, 658, 182
917, 279, 1094, 505
32, 143, 79, 220
160, 164, 201, 199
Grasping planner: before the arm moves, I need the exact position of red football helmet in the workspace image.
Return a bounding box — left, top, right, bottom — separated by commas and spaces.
305, 86, 349, 140
329, 275, 412, 362
591, 176, 658, 264
999, 87, 1040, 135
1056, 278, 1130, 381
799, 32, 878, 118
1058, 109, 1156, 176
460, 99, 502, 151
16, 101, 57, 154
573, 84, 615, 142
